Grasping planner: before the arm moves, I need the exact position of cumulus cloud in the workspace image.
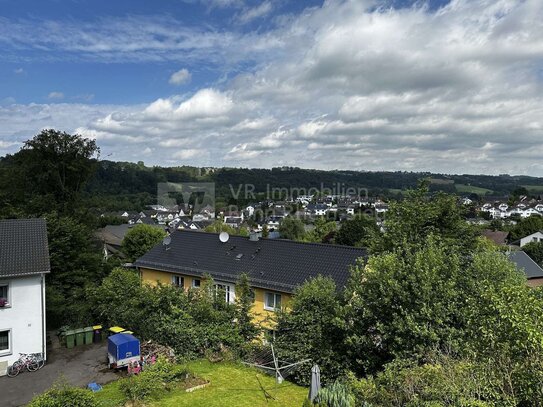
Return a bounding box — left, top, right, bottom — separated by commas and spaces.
169, 68, 192, 85
3, 0, 543, 174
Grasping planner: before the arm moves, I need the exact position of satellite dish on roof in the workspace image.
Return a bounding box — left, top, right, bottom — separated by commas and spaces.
219, 232, 230, 243
162, 235, 172, 246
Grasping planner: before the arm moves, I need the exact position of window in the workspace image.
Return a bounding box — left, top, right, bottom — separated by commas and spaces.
215, 283, 234, 303
264, 292, 282, 311
192, 279, 201, 288
0, 283, 10, 307
172, 275, 184, 288
0, 330, 11, 355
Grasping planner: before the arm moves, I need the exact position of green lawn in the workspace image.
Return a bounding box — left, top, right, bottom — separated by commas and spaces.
522, 185, 543, 193
455, 184, 492, 195
95, 360, 307, 407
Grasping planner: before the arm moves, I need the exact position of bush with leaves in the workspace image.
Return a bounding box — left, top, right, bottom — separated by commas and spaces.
314, 381, 355, 407
90, 268, 253, 360
348, 356, 499, 407
275, 276, 348, 385
344, 234, 527, 376
121, 224, 166, 261
334, 215, 377, 247
522, 241, 543, 267
28, 382, 97, 407
118, 358, 191, 402
279, 216, 306, 240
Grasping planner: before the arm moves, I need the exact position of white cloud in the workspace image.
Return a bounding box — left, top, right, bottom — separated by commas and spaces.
3, 0, 543, 174
236, 1, 273, 24
13, 68, 24, 74
169, 68, 192, 85
48, 92, 64, 100
173, 149, 207, 160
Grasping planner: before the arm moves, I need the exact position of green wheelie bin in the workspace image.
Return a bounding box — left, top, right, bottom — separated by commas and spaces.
65, 329, 76, 349
75, 328, 85, 346
84, 327, 94, 344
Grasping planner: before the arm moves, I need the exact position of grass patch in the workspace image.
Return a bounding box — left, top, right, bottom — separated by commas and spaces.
522, 185, 543, 193
455, 184, 492, 195
95, 360, 307, 407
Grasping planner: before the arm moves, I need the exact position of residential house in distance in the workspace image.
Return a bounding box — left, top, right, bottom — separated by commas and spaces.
508, 251, 543, 288
519, 231, 543, 248
0, 219, 50, 376
135, 230, 366, 329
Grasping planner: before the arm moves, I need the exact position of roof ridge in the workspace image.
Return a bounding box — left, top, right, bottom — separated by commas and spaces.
175, 229, 366, 251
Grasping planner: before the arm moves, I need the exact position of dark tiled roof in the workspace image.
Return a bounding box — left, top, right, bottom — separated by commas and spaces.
0, 218, 50, 278
508, 251, 543, 279
481, 230, 509, 246
135, 230, 367, 293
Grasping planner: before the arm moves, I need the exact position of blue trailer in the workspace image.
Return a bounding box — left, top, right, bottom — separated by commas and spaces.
107, 333, 140, 369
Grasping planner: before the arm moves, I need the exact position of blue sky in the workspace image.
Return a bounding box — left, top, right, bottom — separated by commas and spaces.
1, 0, 543, 175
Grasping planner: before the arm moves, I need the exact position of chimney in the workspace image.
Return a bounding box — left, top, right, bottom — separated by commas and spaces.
249, 231, 259, 242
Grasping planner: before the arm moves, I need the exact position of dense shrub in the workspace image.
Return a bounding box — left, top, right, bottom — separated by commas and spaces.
89, 268, 255, 360
275, 276, 348, 385
315, 381, 355, 407
28, 382, 97, 407
348, 355, 519, 407
118, 358, 191, 402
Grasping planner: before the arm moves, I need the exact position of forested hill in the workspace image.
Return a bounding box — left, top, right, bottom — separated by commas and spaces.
85, 160, 543, 207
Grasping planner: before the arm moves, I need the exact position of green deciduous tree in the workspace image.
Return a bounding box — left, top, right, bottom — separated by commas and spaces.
121, 224, 166, 261
508, 216, 543, 242
345, 235, 527, 376
334, 215, 377, 247
303, 217, 337, 243
9, 129, 100, 214
370, 182, 477, 254
235, 273, 258, 341
45, 214, 107, 327
275, 276, 348, 385
523, 241, 543, 266
279, 216, 306, 240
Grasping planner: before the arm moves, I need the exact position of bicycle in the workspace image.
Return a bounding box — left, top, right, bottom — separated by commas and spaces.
6, 353, 41, 377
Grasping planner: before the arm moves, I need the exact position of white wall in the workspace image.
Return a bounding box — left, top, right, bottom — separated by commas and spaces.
0, 274, 46, 375
520, 232, 543, 247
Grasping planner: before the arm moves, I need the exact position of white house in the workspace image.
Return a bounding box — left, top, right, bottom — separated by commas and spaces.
520, 231, 543, 247
0, 219, 50, 376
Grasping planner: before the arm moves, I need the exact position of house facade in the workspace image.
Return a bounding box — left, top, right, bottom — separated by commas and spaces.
0, 219, 50, 376
520, 231, 543, 247
135, 230, 366, 329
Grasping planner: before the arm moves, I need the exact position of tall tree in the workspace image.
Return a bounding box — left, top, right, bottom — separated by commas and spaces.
275, 276, 348, 385
10, 129, 100, 214
121, 224, 166, 261
345, 236, 525, 375
334, 215, 377, 246
278, 216, 305, 240
235, 273, 258, 341
369, 182, 477, 254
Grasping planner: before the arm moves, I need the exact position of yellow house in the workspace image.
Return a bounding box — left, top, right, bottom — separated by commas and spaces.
135, 230, 366, 330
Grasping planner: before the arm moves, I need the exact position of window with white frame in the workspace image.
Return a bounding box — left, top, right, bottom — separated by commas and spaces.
172, 275, 184, 288
264, 292, 282, 311
214, 283, 234, 303
192, 279, 201, 288
0, 283, 10, 307
0, 329, 11, 355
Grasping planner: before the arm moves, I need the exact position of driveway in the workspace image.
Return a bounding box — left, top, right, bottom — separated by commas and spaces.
0, 333, 121, 407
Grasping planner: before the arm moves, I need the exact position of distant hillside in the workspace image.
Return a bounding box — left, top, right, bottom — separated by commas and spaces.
82, 161, 543, 211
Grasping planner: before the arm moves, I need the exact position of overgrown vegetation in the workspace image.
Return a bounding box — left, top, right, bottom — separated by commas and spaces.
88, 269, 258, 360
28, 381, 97, 407
277, 185, 543, 405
